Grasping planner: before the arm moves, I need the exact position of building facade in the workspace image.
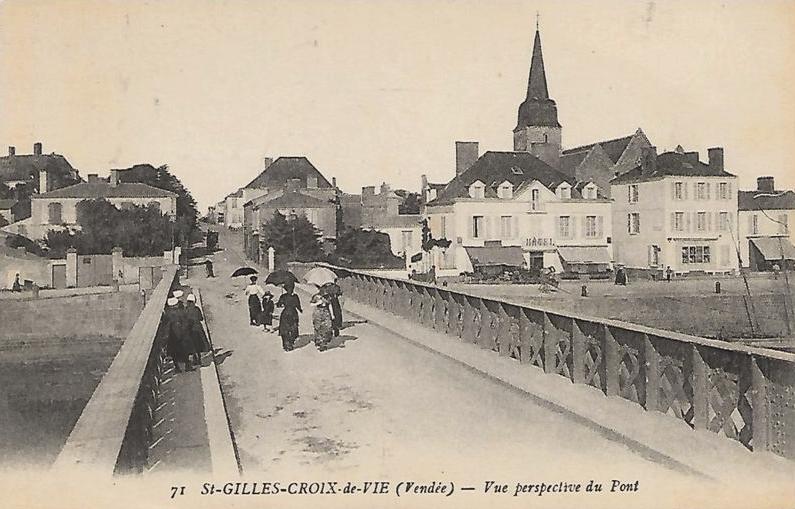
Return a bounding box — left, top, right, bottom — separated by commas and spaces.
611, 147, 739, 276
737, 176, 795, 270
2, 173, 176, 240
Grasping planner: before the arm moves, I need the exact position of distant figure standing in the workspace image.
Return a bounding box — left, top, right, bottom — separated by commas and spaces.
773, 263, 781, 280
277, 282, 302, 351
11, 273, 22, 292
245, 276, 264, 326
321, 282, 343, 336
185, 294, 210, 368
261, 291, 275, 332
310, 291, 333, 351
665, 265, 673, 282
165, 297, 192, 372
205, 259, 215, 278
615, 267, 628, 286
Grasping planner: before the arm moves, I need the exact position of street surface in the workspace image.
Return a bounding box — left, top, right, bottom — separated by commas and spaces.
192, 233, 691, 486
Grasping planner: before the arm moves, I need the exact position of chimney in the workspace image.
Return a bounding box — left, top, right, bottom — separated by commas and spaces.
87, 174, 100, 183
39, 169, 48, 193
380, 182, 391, 195
640, 146, 657, 176
332, 177, 337, 189
757, 176, 775, 193
708, 147, 724, 172
8, 146, 15, 156
33, 142, 42, 156
362, 186, 375, 197
109, 169, 119, 187
684, 151, 699, 164
263, 157, 273, 170
455, 141, 479, 176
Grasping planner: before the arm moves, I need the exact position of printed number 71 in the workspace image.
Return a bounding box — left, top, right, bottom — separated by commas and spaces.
170, 486, 186, 499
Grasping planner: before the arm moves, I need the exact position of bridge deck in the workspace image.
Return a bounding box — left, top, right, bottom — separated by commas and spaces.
188, 234, 794, 506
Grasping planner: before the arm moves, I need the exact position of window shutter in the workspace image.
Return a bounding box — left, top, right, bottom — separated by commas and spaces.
671, 212, 676, 231
686, 212, 692, 232
706, 183, 711, 200
647, 245, 653, 265
684, 183, 689, 200
672, 182, 677, 200
571, 217, 577, 239
582, 216, 588, 238
597, 215, 604, 237
627, 214, 631, 234
513, 216, 519, 239
727, 182, 732, 200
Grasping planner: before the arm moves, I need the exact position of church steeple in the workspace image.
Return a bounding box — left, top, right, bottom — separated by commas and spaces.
513, 22, 562, 167
526, 29, 549, 101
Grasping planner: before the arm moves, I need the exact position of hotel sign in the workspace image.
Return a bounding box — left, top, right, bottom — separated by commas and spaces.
525, 237, 555, 248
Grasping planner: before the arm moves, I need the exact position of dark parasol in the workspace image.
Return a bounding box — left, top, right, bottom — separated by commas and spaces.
231, 267, 258, 277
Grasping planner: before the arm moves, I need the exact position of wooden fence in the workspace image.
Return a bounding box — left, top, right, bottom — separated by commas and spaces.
331, 265, 795, 460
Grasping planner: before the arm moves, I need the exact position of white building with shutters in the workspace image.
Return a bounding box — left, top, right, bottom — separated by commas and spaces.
610, 146, 739, 276
425, 149, 612, 275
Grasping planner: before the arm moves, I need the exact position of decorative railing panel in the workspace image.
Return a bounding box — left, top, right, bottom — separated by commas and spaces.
326, 265, 795, 460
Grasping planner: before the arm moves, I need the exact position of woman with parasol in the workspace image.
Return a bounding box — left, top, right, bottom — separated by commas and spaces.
244, 275, 265, 326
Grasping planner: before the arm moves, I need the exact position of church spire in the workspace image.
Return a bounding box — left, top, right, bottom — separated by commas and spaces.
526, 28, 550, 100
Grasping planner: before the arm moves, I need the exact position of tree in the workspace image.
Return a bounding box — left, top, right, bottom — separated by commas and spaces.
395, 190, 421, 215
117, 164, 200, 246
43, 199, 173, 257
331, 226, 404, 268
259, 211, 324, 266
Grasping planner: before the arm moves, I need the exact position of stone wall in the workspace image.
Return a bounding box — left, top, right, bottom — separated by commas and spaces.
0, 290, 143, 342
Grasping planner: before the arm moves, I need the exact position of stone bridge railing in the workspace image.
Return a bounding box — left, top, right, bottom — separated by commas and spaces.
329, 265, 795, 460
53, 266, 179, 475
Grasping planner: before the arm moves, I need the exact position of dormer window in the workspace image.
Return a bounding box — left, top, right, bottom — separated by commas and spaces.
556, 183, 572, 200
582, 184, 598, 200
497, 181, 514, 199
469, 180, 486, 199
510, 166, 524, 175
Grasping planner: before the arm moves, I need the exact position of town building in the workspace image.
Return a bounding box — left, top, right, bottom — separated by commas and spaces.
422, 27, 613, 275
559, 129, 653, 197
425, 147, 612, 274
359, 183, 422, 257
0, 143, 80, 193
242, 156, 337, 260
737, 176, 795, 271
2, 171, 177, 240
610, 146, 739, 276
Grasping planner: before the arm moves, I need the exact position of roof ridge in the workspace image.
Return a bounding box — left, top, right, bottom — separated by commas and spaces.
562, 133, 635, 154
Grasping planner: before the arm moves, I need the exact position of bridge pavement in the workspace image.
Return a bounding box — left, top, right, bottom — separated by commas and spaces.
187, 233, 794, 508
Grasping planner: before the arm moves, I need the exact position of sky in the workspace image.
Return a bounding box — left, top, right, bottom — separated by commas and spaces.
1, 0, 794, 211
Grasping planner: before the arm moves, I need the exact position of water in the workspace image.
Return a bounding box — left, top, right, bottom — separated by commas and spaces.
0, 338, 122, 467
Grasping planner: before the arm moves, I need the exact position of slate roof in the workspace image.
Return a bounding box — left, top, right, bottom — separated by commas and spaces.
0, 153, 79, 185
0, 199, 16, 209
252, 190, 333, 209
515, 30, 561, 129
427, 151, 574, 206
37, 181, 176, 199
610, 151, 736, 184
562, 134, 634, 164
738, 190, 795, 211
245, 157, 332, 190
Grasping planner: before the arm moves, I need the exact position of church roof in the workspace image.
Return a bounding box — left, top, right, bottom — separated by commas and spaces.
515, 30, 561, 130
563, 134, 635, 164
427, 151, 573, 206
245, 157, 332, 190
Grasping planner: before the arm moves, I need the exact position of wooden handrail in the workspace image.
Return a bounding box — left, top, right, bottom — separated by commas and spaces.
53, 266, 178, 475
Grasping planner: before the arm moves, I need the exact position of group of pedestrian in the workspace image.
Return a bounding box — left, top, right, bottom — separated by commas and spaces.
163, 289, 211, 372
242, 275, 343, 353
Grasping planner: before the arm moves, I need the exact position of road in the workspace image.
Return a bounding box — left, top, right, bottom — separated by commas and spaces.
190, 233, 696, 489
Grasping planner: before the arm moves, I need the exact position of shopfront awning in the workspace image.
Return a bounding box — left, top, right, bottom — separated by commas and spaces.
465, 246, 525, 267
750, 237, 795, 261
557, 246, 611, 264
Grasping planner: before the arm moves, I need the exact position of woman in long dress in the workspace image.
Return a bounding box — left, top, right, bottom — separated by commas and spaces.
245, 276, 264, 325
276, 282, 302, 351
185, 294, 210, 368
320, 282, 343, 337
310, 292, 333, 351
